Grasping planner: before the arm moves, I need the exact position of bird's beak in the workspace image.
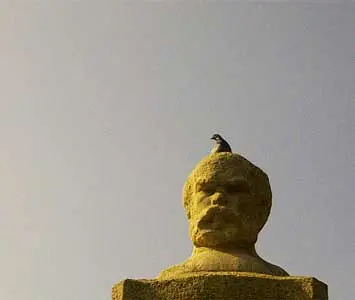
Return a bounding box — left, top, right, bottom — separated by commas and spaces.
211, 137, 215, 140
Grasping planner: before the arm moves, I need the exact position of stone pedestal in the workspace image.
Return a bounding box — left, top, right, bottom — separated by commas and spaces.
112, 272, 328, 300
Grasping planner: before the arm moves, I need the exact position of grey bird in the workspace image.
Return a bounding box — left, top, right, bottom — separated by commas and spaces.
210, 134, 232, 154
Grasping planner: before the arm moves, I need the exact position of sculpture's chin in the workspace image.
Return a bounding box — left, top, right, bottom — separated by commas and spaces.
191, 226, 258, 248
192, 228, 236, 247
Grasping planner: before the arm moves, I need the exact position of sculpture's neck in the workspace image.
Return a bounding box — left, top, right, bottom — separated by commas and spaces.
192, 244, 258, 257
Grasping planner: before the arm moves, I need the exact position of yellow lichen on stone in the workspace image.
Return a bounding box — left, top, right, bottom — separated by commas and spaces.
113, 272, 328, 300
159, 153, 288, 278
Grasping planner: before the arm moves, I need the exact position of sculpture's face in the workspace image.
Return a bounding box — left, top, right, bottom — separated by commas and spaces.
185, 154, 271, 248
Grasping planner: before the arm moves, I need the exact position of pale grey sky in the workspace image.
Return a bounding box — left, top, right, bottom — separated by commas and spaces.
1, 2, 354, 300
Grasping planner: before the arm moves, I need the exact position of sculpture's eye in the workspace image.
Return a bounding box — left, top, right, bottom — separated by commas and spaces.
195, 182, 216, 196
201, 185, 215, 195
226, 182, 250, 195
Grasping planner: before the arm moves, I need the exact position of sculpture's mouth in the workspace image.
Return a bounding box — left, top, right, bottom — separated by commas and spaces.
197, 206, 236, 230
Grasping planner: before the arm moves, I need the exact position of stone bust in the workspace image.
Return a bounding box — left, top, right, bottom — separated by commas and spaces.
158, 152, 288, 279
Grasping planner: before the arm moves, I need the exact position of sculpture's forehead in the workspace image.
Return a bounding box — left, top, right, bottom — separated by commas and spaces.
192, 164, 247, 181
191, 155, 253, 179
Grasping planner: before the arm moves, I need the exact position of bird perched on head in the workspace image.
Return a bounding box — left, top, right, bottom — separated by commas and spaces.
210, 134, 232, 154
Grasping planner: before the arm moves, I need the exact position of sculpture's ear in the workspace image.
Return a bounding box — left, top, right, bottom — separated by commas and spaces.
186, 210, 191, 220
184, 199, 192, 220
183, 179, 194, 220
183, 199, 191, 220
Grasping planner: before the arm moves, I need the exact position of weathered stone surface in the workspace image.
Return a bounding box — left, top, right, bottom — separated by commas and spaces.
159, 153, 288, 277
112, 272, 328, 300
112, 152, 328, 300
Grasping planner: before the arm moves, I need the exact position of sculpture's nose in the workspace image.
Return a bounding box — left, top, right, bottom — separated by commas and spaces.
211, 192, 227, 206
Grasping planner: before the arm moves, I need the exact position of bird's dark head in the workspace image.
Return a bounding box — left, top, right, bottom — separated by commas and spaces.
211, 134, 223, 141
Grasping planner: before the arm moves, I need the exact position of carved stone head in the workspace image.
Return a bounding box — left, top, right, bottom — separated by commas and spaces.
183, 153, 272, 249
